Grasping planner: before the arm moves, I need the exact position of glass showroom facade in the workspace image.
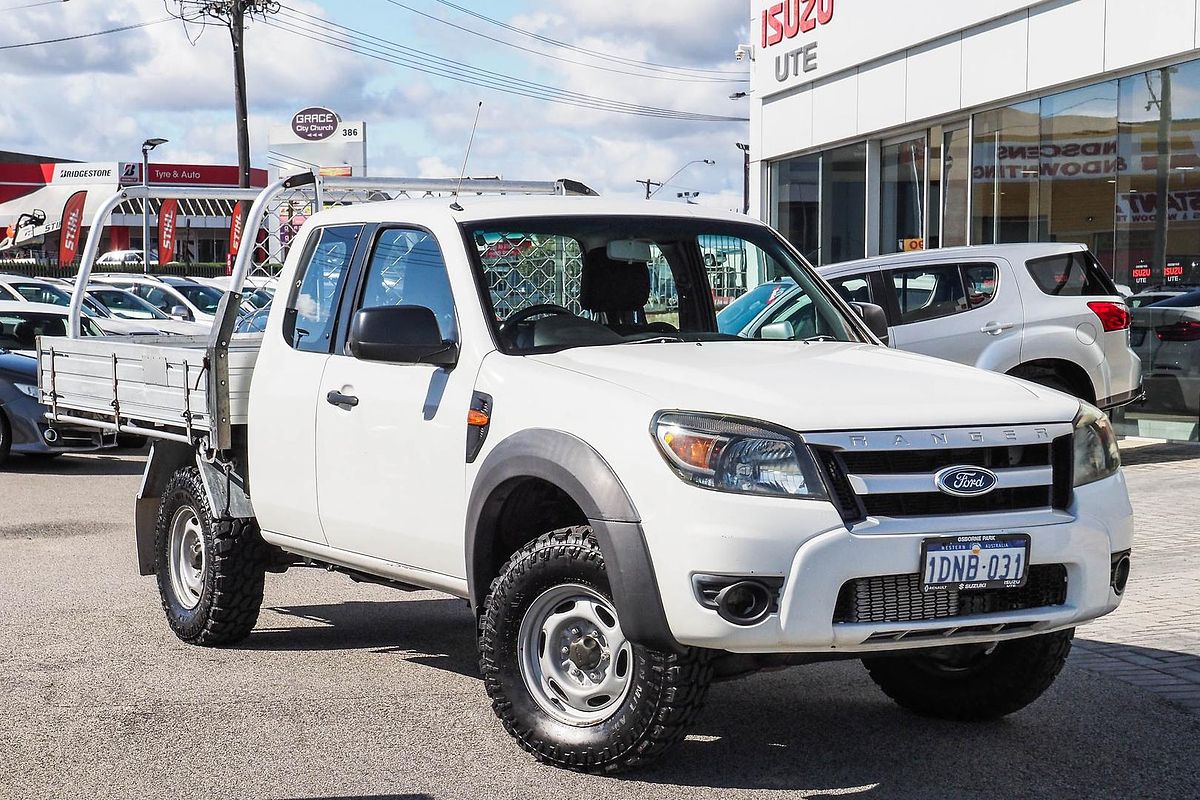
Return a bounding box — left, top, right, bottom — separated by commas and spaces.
772, 59, 1200, 283
769, 57, 1200, 442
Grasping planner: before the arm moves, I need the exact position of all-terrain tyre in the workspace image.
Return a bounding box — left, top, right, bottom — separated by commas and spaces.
155, 466, 267, 646
479, 526, 713, 773
863, 628, 1074, 721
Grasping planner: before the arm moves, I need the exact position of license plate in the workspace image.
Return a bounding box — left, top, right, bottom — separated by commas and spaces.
920, 534, 1030, 593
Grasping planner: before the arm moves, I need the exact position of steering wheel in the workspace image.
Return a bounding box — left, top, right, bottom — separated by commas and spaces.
498, 304, 576, 338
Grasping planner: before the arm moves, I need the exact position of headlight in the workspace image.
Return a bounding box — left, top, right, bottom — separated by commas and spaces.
652, 412, 827, 499
14, 382, 39, 399
1073, 402, 1120, 487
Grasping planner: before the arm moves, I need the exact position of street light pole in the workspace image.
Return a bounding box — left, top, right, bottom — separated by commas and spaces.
141, 138, 168, 274
648, 159, 715, 198
736, 143, 751, 215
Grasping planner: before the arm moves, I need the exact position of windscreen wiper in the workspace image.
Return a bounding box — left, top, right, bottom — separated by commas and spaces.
622, 335, 685, 345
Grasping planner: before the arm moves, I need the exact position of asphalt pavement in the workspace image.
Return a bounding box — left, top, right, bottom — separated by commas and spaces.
2, 448, 1198, 800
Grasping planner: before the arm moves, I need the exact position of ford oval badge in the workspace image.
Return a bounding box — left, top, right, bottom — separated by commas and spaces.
934, 465, 999, 497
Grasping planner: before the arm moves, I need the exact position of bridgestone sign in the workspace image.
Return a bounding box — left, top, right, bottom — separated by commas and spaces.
291, 107, 340, 141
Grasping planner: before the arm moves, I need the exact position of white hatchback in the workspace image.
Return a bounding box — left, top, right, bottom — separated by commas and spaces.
721, 243, 1142, 409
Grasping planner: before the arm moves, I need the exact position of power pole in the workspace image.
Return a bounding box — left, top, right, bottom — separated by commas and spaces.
636, 178, 662, 200
167, 2, 280, 191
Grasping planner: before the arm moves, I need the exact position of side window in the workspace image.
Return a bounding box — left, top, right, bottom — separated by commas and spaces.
962, 263, 999, 310
357, 228, 457, 341
140, 286, 171, 311
1026, 252, 1117, 296
284, 225, 362, 353
827, 274, 872, 305
890, 265, 967, 324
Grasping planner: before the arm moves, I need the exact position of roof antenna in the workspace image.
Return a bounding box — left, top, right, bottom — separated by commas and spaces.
450, 101, 483, 212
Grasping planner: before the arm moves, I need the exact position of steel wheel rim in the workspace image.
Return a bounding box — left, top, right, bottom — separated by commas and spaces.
168, 505, 206, 610
517, 583, 634, 727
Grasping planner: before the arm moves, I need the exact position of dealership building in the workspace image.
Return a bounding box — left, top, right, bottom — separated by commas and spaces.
748, 0, 1200, 441
749, 0, 1200, 287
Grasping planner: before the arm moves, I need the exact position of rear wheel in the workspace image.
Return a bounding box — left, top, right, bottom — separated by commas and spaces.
155, 467, 266, 646
479, 526, 713, 773
863, 628, 1074, 721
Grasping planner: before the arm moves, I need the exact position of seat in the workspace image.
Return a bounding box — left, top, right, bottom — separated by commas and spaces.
13, 321, 39, 349
579, 248, 663, 335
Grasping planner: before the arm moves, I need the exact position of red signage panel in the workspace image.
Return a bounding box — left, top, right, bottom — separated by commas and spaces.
158, 198, 179, 264
58, 190, 87, 267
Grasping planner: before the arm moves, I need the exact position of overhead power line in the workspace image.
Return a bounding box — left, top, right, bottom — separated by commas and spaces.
381, 0, 746, 85
430, 0, 745, 78
266, 8, 747, 123
4, 0, 69, 10
0, 17, 171, 50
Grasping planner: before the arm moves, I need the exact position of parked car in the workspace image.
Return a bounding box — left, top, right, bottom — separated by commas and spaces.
0, 275, 161, 336
1130, 288, 1200, 416
85, 285, 208, 335
92, 274, 221, 324
192, 275, 275, 314
42, 192, 1133, 773
720, 243, 1141, 409
1128, 290, 1186, 309
233, 303, 270, 334
96, 249, 158, 267
0, 347, 117, 466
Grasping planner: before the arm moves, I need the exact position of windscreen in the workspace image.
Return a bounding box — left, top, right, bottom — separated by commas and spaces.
174, 284, 223, 315
464, 216, 863, 354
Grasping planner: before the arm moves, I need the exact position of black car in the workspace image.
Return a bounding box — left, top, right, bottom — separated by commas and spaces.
0, 348, 115, 466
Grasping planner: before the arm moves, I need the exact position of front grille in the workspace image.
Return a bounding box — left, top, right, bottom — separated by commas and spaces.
840, 444, 1051, 475
817, 437, 1074, 519
813, 448, 864, 523
832, 564, 1068, 624
861, 486, 1053, 517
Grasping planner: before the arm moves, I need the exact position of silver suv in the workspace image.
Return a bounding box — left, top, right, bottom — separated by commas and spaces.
720, 243, 1142, 409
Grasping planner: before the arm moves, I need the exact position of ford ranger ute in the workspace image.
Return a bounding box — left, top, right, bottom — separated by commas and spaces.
40, 174, 1134, 773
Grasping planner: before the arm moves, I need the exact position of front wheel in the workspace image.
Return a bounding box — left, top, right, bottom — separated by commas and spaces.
155, 467, 267, 646
862, 628, 1074, 721
479, 526, 713, 773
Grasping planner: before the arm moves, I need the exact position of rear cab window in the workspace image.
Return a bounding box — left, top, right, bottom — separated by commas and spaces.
1026, 251, 1117, 297
283, 225, 363, 353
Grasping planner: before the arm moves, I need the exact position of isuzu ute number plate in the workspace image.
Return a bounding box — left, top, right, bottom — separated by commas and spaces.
920, 534, 1030, 593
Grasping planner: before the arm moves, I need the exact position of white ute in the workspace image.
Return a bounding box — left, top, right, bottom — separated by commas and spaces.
39, 174, 1134, 773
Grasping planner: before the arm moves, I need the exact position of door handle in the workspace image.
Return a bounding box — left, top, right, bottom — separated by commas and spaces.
980, 321, 1016, 336
326, 390, 359, 408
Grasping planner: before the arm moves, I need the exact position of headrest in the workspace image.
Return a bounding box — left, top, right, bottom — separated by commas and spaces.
579, 248, 651, 313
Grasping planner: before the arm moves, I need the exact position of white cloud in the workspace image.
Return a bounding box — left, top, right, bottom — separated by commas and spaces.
1, 0, 752, 207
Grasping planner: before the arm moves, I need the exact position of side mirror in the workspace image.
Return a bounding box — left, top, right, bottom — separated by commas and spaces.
348, 305, 458, 367
169, 305, 191, 320
851, 302, 890, 344
760, 321, 795, 340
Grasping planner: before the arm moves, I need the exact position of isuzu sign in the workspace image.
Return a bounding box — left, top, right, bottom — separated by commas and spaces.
291, 107, 340, 141
761, 0, 834, 82
752, 0, 1044, 96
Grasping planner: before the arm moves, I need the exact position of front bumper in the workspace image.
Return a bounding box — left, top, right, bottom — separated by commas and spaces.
645, 473, 1133, 654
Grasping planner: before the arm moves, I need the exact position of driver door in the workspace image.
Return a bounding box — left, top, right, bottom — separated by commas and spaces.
314, 227, 474, 580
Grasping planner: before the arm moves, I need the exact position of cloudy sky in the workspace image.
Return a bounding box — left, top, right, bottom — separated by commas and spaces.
1, 0, 752, 208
